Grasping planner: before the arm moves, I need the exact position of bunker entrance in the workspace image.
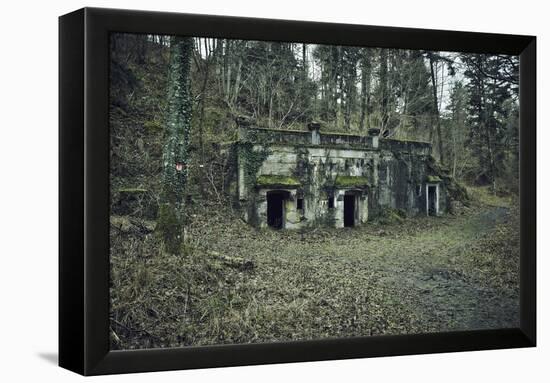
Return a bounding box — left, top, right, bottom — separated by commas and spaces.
267, 191, 286, 229
344, 194, 356, 227
427, 185, 437, 216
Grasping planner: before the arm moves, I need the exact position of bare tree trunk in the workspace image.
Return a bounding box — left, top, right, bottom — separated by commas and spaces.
379, 49, 389, 132
231, 56, 243, 106
197, 39, 213, 194
429, 55, 445, 165
359, 51, 371, 132
336, 47, 343, 129
302, 43, 307, 74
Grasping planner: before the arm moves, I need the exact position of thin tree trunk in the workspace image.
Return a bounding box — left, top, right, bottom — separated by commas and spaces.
231, 56, 243, 106
302, 43, 307, 74
197, 43, 212, 190
379, 49, 389, 132
359, 51, 371, 132
429, 55, 445, 165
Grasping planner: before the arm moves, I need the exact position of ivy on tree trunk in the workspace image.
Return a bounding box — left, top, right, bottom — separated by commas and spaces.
158, 36, 193, 254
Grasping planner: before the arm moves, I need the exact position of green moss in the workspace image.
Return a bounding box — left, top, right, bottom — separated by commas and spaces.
426, 175, 442, 183
256, 175, 301, 188
334, 176, 370, 188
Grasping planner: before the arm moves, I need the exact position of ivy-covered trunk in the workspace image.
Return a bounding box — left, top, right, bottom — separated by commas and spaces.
158, 36, 193, 254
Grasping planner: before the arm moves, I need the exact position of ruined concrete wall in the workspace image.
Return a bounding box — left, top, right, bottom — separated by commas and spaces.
377, 152, 424, 216
233, 143, 375, 229
230, 126, 450, 229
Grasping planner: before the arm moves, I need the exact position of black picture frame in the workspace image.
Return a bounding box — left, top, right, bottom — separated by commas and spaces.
59, 7, 536, 376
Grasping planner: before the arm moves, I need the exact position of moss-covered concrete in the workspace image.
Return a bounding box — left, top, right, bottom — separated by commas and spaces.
256, 175, 301, 188
334, 176, 370, 188
231, 125, 464, 229
426, 175, 442, 183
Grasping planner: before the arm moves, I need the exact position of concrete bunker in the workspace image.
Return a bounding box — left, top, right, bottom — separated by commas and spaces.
230, 123, 451, 229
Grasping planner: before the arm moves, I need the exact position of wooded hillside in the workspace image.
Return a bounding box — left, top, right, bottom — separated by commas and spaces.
110, 33, 519, 214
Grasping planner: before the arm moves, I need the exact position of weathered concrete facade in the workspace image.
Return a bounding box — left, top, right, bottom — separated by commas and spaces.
229, 123, 450, 229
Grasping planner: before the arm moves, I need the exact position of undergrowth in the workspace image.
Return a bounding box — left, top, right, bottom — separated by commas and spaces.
110, 190, 520, 349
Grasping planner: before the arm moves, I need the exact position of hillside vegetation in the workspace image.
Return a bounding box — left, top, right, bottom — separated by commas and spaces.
110, 187, 519, 349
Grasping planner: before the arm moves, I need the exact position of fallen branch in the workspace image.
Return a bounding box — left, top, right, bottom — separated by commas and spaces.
208, 251, 254, 271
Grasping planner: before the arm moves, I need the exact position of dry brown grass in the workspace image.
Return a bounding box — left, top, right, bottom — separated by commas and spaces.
110, 189, 520, 350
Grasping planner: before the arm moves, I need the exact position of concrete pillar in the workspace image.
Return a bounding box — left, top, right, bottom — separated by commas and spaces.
308, 122, 321, 145
334, 190, 345, 228
368, 128, 380, 149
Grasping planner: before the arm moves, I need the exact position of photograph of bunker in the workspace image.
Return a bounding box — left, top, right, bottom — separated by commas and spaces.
107, 32, 521, 351
230, 122, 454, 229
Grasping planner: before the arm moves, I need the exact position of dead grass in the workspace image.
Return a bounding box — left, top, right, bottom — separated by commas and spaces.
110, 190, 520, 350
466, 185, 515, 208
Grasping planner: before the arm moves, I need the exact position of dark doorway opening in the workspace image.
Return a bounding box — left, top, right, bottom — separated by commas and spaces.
428, 185, 437, 216
267, 191, 285, 229
344, 194, 356, 227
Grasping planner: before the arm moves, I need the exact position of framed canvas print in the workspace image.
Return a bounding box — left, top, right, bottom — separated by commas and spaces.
59, 7, 536, 376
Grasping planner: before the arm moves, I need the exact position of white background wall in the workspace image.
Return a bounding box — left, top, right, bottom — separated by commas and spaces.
0, 0, 546, 381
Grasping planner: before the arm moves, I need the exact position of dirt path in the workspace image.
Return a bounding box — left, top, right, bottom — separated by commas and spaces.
110, 202, 521, 349
199, 204, 520, 340
394, 207, 518, 332
353, 206, 519, 333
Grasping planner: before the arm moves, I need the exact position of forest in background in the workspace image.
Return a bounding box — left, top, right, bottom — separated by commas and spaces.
110, 33, 519, 202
